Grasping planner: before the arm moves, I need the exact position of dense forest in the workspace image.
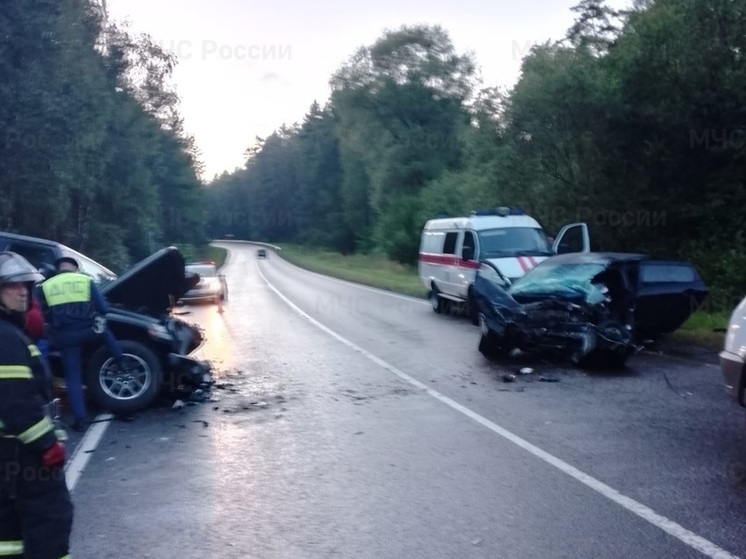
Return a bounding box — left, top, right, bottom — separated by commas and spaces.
0, 0, 206, 270
2, 0, 744, 309
206, 0, 746, 309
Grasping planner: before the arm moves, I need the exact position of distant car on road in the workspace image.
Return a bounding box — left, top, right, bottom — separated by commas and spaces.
720, 296, 746, 409
257, 248, 267, 259
181, 261, 228, 304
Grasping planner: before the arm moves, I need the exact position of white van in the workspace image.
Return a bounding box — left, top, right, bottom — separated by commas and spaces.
418, 208, 590, 321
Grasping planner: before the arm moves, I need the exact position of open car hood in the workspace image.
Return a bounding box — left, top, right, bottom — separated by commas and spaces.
101, 247, 199, 314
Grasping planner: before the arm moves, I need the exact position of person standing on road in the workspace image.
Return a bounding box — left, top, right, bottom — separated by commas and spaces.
0, 251, 73, 559
37, 256, 123, 432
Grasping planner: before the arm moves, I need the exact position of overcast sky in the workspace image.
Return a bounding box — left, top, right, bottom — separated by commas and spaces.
105, 0, 632, 180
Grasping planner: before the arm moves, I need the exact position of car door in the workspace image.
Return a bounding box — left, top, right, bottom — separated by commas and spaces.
440, 231, 461, 297
633, 260, 708, 338
552, 223, 591, 254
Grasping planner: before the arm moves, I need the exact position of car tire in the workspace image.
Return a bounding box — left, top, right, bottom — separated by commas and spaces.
467, 287, 479, 325
430, 285, 446, 314
86, 340, 162, 414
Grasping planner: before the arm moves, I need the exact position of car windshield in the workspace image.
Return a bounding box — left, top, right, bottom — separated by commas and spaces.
60, 249, 117, 290
186, 265, 217, 277
508, 262, 608, 300
477, 227, 552, 258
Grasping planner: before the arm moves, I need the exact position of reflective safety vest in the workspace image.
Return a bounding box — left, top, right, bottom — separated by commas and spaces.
40, 271, 96, 328
41, 271, 91, 306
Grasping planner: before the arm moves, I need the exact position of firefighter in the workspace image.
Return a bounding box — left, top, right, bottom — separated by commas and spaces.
37, 256, 123, 432
0, 251, 73, 559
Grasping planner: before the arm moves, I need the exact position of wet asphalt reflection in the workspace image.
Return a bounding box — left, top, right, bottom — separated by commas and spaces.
66, 242, 746, 559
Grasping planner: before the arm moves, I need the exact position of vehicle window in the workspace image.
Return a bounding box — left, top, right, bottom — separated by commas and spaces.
186, 265, 217, 277
462, 231, 476, 260
555, 226, 585, 254
640, 264, 695, 283
477, 227, 551, 257
420, 231, 445, 253
65, 250, 117, 288
443, 232, 458, 254
6, 242, 57, 270
509, 262, 607, 298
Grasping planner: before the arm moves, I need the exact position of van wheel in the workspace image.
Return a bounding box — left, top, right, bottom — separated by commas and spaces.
430, 286, 445, 314
467, 288, 479, 325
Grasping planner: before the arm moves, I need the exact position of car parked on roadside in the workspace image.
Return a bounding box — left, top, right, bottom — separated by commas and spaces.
0, 231, 213, 413
257, 248, 267, 258
473, 252, 708, 368
720, 296, 746, 409
181, 261, 228, 304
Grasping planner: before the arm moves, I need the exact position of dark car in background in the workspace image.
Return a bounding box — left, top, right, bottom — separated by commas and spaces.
257, 248, 267, 258
473, 252, 708, 368
0, 231, 213, 413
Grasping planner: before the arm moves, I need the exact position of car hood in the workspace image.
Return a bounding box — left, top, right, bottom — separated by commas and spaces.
102, 247, 199, 314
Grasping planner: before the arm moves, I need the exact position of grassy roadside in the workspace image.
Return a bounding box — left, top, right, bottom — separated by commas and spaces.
275, 243, 728, 351
276, 244, 428, 298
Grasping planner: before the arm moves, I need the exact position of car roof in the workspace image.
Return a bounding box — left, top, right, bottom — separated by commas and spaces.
538, 252, 650, 265
0, 231, 61, 248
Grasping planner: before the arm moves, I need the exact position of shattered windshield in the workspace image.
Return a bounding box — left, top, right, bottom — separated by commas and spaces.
477, 227, 552, 258
508, 262, 608, 300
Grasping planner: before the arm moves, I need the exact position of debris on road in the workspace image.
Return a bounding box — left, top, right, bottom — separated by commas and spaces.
519, 367, 534, 375
502, 374, 516, 382
539, 376, 560, 383
172, 400, 186, 410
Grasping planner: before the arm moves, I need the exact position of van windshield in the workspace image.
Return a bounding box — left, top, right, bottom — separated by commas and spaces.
477, 227, 552, 258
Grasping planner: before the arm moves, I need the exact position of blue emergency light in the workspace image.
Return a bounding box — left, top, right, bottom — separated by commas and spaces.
471, 207, 525, 217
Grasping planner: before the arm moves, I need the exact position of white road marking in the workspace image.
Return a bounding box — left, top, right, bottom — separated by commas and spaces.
258, 262, 742, 559
65, 413, 113, 493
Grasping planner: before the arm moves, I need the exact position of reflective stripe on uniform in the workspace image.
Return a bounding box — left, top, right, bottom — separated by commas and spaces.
17, 416, 54, 444
28, 344, 41, 358
0, 366, 32, 380
0, 540, 23, 555
41, 273, 91, 306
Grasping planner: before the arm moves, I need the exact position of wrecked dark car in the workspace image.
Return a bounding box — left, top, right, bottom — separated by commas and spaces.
0, 231, 213, 413
473, 252, 708, 368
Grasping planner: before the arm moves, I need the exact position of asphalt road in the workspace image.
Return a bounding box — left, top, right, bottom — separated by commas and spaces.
66, 241, 746, 559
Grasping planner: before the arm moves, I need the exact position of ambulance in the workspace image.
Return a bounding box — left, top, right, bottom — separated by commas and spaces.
418, 208, 590, 322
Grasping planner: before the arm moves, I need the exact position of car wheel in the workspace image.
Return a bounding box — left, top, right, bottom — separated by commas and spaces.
430, 285, 448, 314
86, 340, 162, 414
478, 315, 511, 359
467, 288, 479, 325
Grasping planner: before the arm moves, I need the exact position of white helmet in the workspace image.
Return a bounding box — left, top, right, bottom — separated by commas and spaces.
0, 251, 43, 286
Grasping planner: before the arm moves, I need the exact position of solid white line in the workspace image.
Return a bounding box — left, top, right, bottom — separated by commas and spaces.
257, 263, 742, 559
64, 413, 113, 493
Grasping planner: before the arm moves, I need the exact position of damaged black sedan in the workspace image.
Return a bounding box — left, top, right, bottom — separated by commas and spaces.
473, 252, 708, 368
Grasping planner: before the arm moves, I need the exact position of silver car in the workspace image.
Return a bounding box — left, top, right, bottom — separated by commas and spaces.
720, 296, 746, 407
181, 262, 228, 304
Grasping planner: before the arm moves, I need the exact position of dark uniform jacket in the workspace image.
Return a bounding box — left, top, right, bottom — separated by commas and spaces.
38, 270, 109, 336
0, 309, 58, 463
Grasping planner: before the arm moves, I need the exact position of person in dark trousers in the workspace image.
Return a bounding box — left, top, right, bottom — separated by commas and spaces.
0, 251, 73, 559
37, 256, 123, 432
